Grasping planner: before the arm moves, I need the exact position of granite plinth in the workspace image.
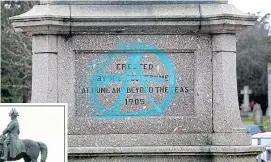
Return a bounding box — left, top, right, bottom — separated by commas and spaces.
68, 146, 263, 162
10, 1, 261, 162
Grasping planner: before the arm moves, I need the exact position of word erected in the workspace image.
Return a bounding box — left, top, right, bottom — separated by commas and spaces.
116, 63, 154, 70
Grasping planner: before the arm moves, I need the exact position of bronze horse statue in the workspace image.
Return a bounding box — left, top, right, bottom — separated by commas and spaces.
0, 135, 47, 162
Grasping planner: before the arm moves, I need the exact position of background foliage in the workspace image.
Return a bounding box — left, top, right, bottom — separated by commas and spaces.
237, 14, 271, 113
1, 1, 39, 102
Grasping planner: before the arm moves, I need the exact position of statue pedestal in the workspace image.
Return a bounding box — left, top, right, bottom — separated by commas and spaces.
69, 146, 262, 162
11, 1, 263, 161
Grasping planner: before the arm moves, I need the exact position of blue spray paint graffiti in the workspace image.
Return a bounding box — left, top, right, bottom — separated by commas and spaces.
89, 41, 176, 117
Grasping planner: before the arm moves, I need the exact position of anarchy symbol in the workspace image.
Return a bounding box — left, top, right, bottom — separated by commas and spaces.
90, 42, 176, 117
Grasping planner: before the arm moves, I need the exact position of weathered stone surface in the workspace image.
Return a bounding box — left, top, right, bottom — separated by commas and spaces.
56, 37, 75, 117
68, 117, 211, 135
212, 34, 245, 134
68, 134, 210, 147
212, 34, 236, 52
211, 133, 251, 146
10, 3, 256, 35
73, 35, 210, 118
69, 156, 210, 162
41, 0, 228, 5
212, 156, 258, 162
32, 53, 57, 103
32, 35, 58, 54
63, 34, 213, 137
68, 146, 263, 162
11, 1, 261, 161
212, 51, 245, 133
68, 145, 263, 154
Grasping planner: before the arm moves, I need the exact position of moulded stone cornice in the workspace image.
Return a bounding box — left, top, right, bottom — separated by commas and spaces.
10, 3, 257, 35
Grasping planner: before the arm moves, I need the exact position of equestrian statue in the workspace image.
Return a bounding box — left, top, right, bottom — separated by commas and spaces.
0, 109, 47, 162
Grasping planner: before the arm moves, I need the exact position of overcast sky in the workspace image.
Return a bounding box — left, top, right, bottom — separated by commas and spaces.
0, 104, 66, 162
228, 0, 271, 15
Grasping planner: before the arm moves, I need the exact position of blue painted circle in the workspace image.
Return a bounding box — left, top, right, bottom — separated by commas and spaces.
89, 42, 176, 117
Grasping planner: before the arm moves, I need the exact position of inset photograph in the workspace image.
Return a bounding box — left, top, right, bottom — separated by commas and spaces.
0, 104, 67, 162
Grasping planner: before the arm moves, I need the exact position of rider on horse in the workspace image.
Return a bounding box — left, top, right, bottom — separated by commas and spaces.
0, 109, 25, 161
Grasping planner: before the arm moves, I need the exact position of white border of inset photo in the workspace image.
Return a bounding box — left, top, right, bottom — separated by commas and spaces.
0, 103, 68, 162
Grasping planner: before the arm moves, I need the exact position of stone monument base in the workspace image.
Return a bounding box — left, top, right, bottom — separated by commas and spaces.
69, 146, 262, 162
10, 1, 263, 162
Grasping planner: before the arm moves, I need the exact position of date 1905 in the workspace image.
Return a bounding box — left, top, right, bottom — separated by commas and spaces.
125, 99, 145, 105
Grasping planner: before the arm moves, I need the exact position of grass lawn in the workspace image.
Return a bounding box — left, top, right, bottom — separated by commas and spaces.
242, 116, 270, 131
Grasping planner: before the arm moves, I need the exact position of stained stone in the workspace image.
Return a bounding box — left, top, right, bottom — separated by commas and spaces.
75, 48, 196, 117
